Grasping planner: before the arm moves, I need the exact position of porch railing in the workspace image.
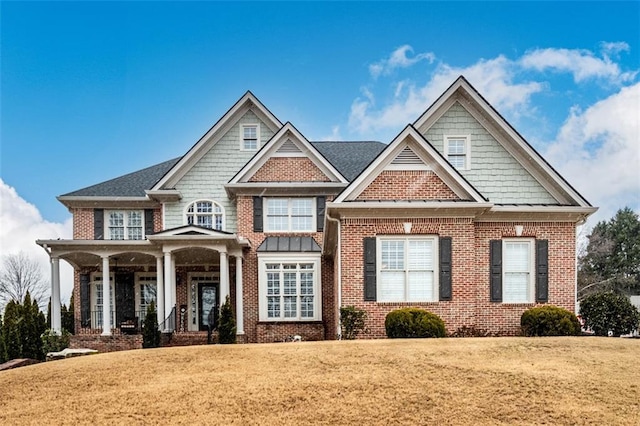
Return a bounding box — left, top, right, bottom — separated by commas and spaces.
81, 311, 150, 334
160, 306, 176, 333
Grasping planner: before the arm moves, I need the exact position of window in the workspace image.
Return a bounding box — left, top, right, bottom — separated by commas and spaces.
241, 124, 259, 150
106, 210, 143, 240
258, 257, 320, 321
136, 274, 157, 320
265, 198, 315, 232
92, 274, 115, 328
503, 239, 535, 303
185, 200, 224, 230
444, 135, 470, 170
378, 236, 438, 302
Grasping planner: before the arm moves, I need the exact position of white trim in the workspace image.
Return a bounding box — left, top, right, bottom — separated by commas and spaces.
257, 253, 322, 322
104, 210, 145, 241
502, 238, 535, 304
135, 272, 158, 322
187, 272, 220, 332
90, 272, 115, 329
240, 123, 261, 151
183, 199, 226, 231
376, 235, 439, 303
444, 134, 471, 170
264, 197, 316, 233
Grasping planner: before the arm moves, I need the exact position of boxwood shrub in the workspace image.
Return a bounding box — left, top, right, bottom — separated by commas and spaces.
385, 308, 446, 338
520, 305, 581, 336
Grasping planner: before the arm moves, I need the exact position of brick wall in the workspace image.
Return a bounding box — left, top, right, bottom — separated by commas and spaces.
249, 157, 331, 182
256, 322, 325, 343
339, 217, 576, 338
356, 170, 460, 200
70, 334, 142, 352
73, 208, 94, 239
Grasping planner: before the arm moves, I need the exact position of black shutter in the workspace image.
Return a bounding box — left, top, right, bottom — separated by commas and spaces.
536, 239, 549, 303
439, 237, 452, 301
94, 209, 104, 240
364, 237, 377, 301
145, 209, 154, 236
490, 240, 502, 302
80, 273, 91, 328
253, 196, 263, 232
316, 196, 326, 232
115, 273, 135, 325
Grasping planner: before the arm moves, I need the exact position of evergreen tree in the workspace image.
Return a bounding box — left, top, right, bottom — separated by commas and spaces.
3, 300, 22, 360
47, 298, 52, 329
218, 295, 236, 344
142, 301, 161, 348
0, 314, 6, 363
63, 295, 75, 334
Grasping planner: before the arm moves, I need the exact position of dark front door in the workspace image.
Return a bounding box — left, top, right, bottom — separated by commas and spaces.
115, 273, 135, 325
198, 283, 218, 331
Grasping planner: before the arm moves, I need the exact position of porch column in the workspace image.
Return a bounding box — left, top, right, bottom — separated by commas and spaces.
50, 256, 62, 334
156, 255, 164, 328
235, 255, 244, 335
101, 256, 112, 336
171, 255, 177, 309
220, 251, 229, 305
163, 251, 173, 332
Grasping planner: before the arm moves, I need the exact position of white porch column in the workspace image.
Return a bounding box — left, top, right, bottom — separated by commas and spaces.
171, 255, 177, 309
220, 251, 229, 305
163, 251, 173, 332
50, 256, 62, 334
101, 256, 112, 336
235, 255, 244, 335
156, 256, 164, 328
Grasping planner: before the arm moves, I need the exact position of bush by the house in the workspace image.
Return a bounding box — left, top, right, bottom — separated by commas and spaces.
385, 308, 446, 338
62, 295, 75, 334
142, 302, 161, 348
579, 292, 640, 336
2, 292, 47, 361
520, 305, 581, 336
218, 296, 236, 344
41, 329, 71, 356
340, 306, 367, 340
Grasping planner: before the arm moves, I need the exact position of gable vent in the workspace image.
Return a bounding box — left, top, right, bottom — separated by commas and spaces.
276, 139, 302, 154
392, 147, 423, 164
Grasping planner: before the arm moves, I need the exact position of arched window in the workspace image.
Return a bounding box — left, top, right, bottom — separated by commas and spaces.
185, 200, 224, 231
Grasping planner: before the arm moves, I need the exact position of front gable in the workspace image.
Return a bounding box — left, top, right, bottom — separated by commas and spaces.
335, 125, 486, 203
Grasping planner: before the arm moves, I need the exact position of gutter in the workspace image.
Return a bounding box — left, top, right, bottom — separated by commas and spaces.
325, 212, 342, 340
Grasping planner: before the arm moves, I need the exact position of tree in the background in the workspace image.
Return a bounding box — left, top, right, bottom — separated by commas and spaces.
578, 207, 640, 300
62, 295, 75, 334
0, 252, 48, 312
0, 314, 6, 363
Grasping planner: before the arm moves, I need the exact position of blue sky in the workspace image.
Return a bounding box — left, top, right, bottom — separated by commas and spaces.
1, 1, 639, 302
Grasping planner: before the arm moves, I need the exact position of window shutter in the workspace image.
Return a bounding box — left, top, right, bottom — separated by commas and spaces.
253, 196, 263, 232
536, 239, 549, 303
94, 209, 104, 240
80, 273, 91, 328
145, 209, 154, 236
439, 237, 452, 301
490, 240, 502, 302
316, 196, 326, 232
364, 237, 377, 301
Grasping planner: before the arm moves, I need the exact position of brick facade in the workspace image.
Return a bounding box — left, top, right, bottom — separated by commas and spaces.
249, 157, 332, 182
357, 170, 460, 201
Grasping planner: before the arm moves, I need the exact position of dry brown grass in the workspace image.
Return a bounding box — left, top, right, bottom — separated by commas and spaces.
1, 337, 638, 425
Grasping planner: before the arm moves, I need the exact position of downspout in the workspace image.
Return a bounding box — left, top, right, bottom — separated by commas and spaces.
325, 212, 342, 340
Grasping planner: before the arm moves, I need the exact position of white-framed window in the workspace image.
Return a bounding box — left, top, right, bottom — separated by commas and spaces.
240, 124, 260, 151
444, 135, 471, 170
106, 210, 144, 240
91, 273, 115, 328
265, 198, 315, 232
377, 236, 439, 302
185, 200, 225, 231
136, 273, 157, 320
258, 255, 321, 321
503, 239, 535, 303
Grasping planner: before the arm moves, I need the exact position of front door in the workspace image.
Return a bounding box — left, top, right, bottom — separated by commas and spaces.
198, 283, 218, 331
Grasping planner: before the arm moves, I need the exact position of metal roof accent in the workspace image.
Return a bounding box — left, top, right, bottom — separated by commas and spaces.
257, 236, 321, 252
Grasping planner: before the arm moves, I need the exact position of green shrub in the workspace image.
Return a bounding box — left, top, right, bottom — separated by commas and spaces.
41, 329, 71, 356
579, 292, 640, 336
142, 302, 161, 348
385, 308, 446, 338
340, 306, 367, 340
520, 305, 581, 336
217, 296, 236, 344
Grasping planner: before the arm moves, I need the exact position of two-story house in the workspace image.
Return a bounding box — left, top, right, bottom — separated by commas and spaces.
38, 77, 596, 351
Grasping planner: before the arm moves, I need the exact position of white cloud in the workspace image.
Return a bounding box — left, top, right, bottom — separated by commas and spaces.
369, 45, 435, 78
0, 179, 74, 305
600, 41, 630, 56
320, 125, 342, 141
520, 47, 636, 84
545, 83, 640, 226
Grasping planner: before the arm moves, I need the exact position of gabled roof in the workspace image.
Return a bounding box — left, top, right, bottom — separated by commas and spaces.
60, 158, 180, 198
151, 91, 283, 190
413, 76, 593, 207
334, 125, 487, 203
311, 141, 386, 182
228, 122, 348, 184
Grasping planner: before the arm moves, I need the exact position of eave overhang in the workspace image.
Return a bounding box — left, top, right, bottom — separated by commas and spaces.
326, 201, 494, 219
145, 189, 182, 202
225, 182, 347, 197
56, 196, 159, 209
